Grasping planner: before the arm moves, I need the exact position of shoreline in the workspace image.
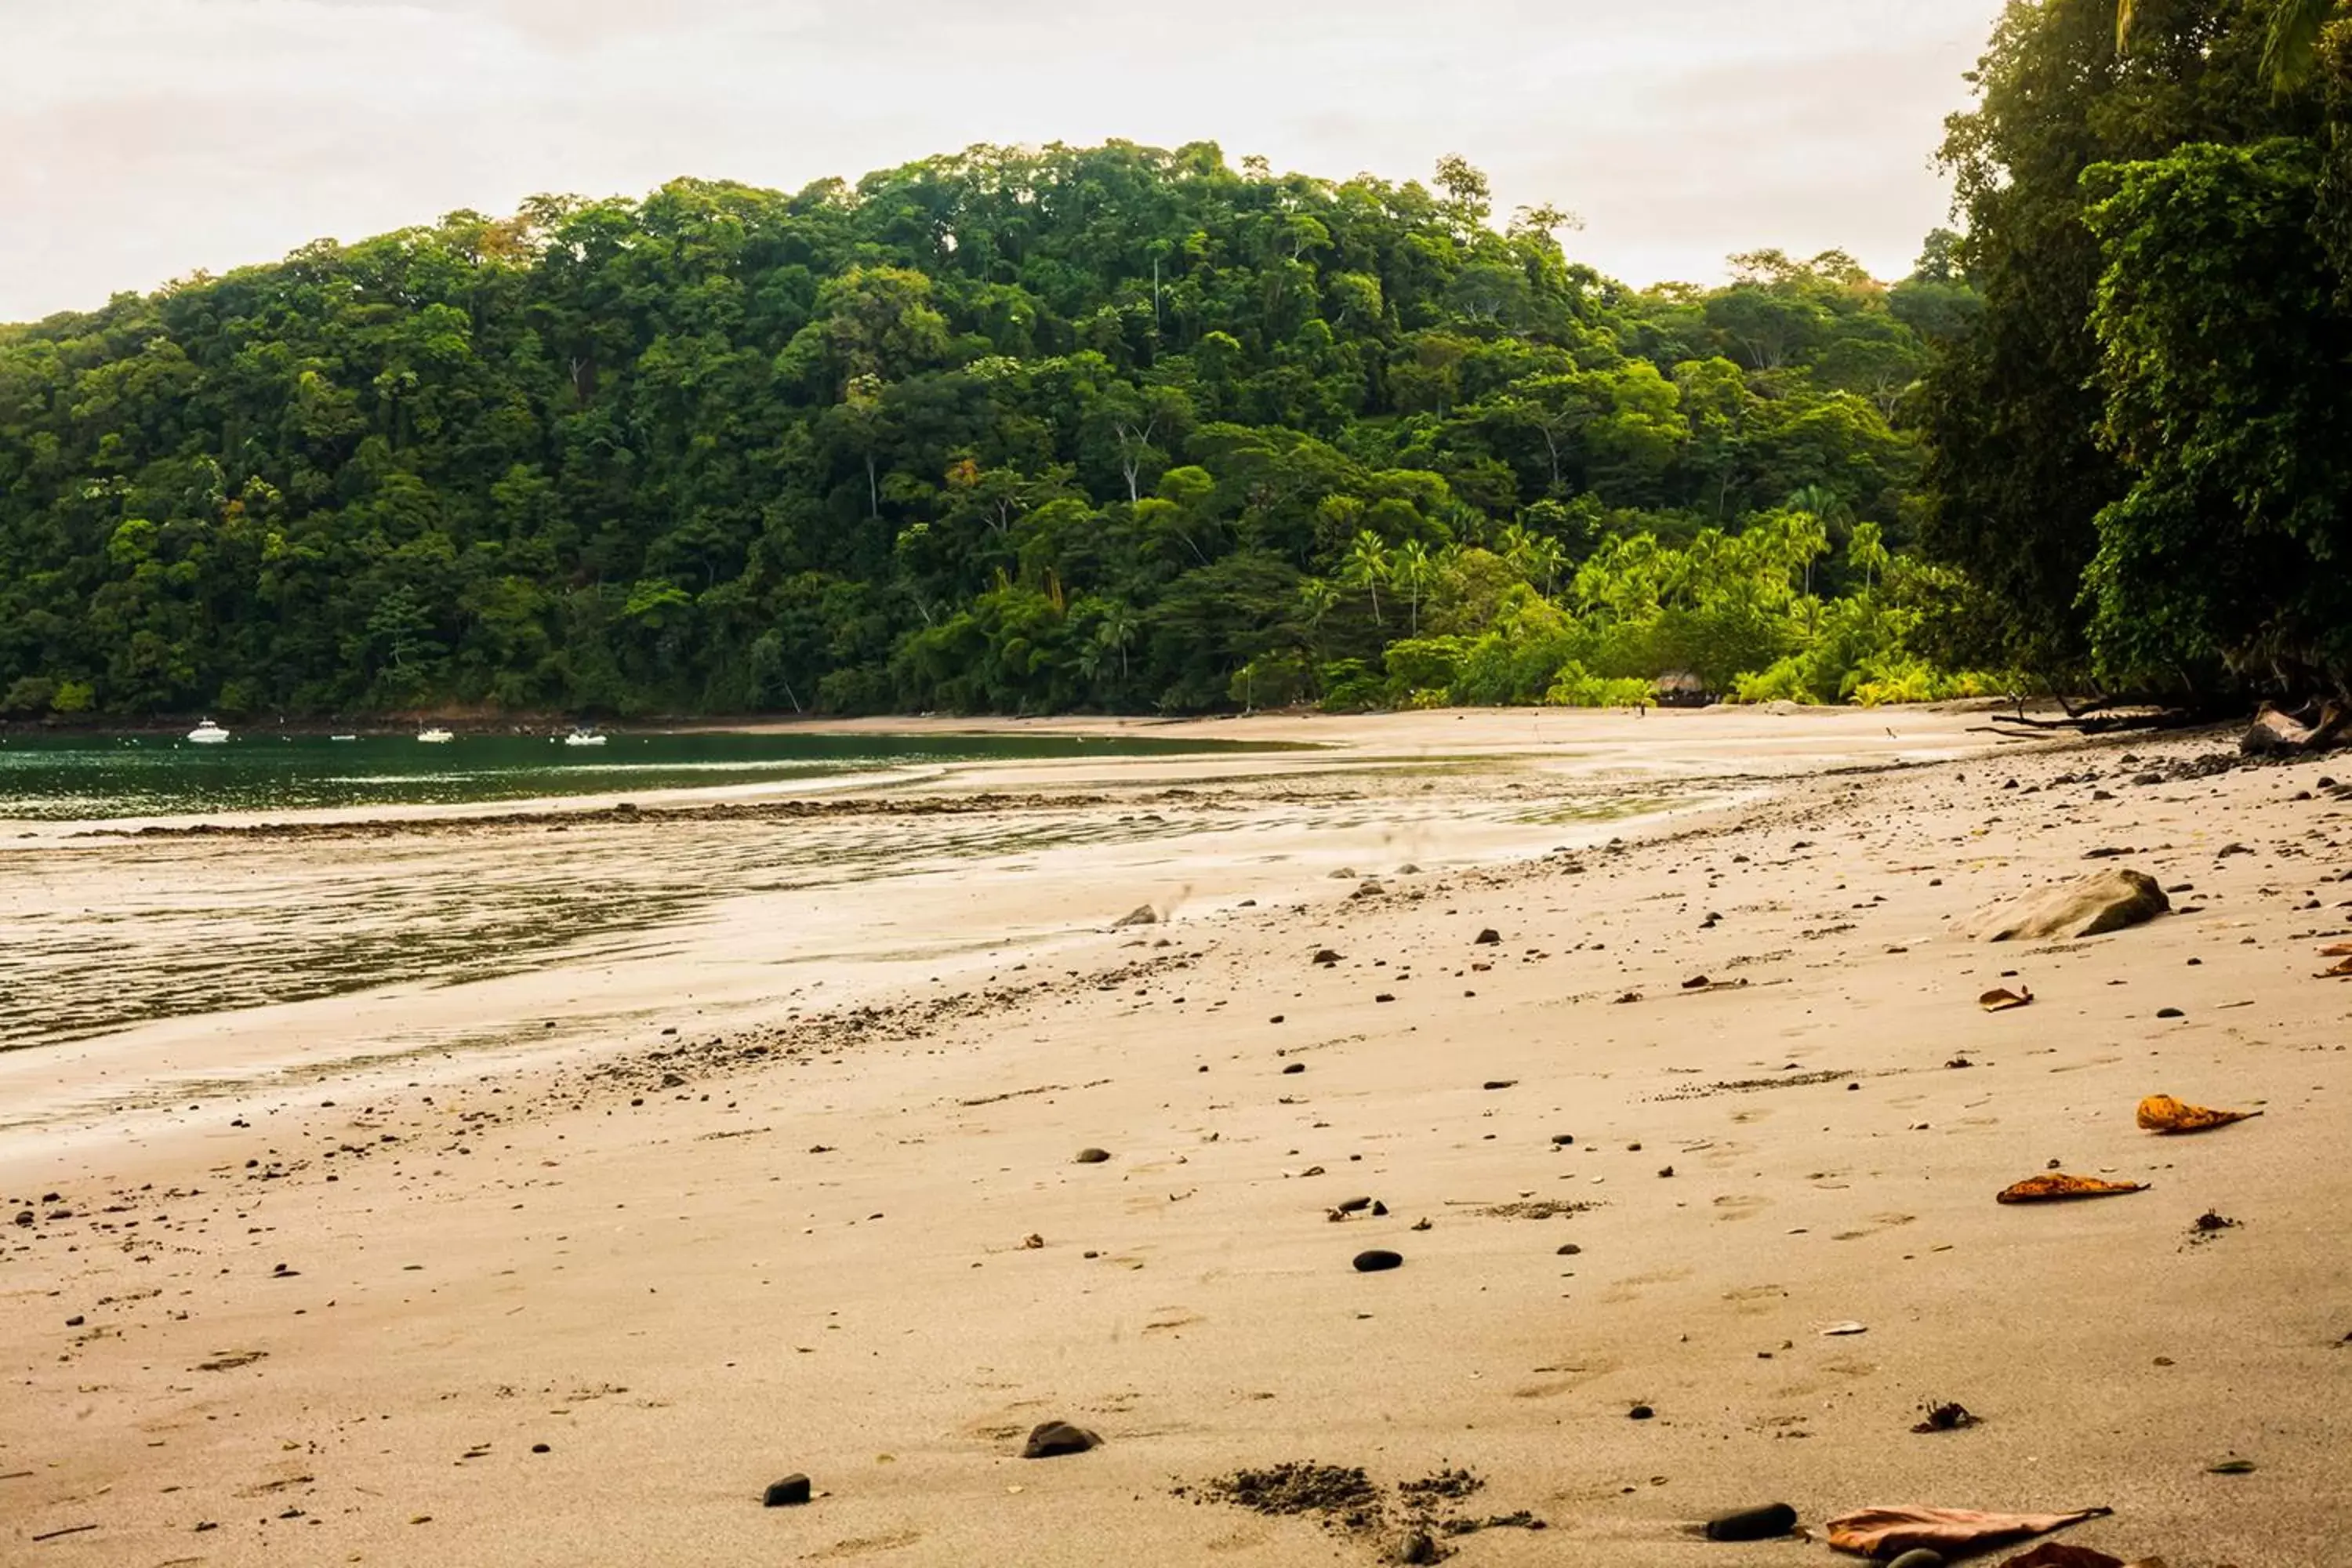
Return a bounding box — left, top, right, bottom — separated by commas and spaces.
6, 708, 2340, 1566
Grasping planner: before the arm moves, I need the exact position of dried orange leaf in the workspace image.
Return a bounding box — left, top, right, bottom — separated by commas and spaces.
2318, 956, 2352, 978
2318, 942, 2352, 957
1979, 986, 2034, 1012
1827, 1504, 2112, 1556
2136, 1094, 2258, 1134
1998, 1546, 2132, 1568
1996, 1174, 2147, 1204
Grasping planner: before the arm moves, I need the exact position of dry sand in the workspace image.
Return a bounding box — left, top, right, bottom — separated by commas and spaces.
2, 705, 2346, 1566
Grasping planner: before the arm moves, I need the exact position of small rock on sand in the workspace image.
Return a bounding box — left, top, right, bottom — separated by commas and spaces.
1073, 1148, 1112, 1164
1962, 868, 2169, 941
1704, 1502, 1797, 1541
1019, 1421, 1100, 1459
1352, 1249, 1404, 1273
761, 1475, 812, 1507
1113, 905, 1159, 928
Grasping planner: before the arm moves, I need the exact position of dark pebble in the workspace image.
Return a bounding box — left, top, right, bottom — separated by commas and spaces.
1019, 1421, 1100, 1459
1073, 1148, 1112, 1164
1628, 1404, 1654, 1420
1483, 1080, 1516, 1091
2157, 1007, 2184, 1018
1370, 1201, 1388, 1217
531, 1443, 550, 1454
65, 1315, 84, 1327
1550, 1134, 1575, 1146
1336, 1196, 1373, 1213
1283, 1062, 1305, 1075
762, 1474, 812, 1506
1704, 1502, 1797, 1541
1393, 1530, 1439, 1564
1555, 1243, 1581, 1256
1474, 929, 1501, 945
1353, 1249, 1405, 1273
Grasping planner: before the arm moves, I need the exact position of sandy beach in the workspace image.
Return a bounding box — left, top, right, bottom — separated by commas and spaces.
3, 705, 2345, 1566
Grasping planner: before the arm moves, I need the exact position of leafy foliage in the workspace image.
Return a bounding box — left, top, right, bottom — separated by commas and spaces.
0, 143, 1963, 717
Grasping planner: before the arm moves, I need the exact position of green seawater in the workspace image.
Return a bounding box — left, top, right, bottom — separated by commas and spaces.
0, 730, 1285, 821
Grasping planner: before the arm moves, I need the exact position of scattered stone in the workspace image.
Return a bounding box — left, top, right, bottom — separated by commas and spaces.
1911, 1401, 1978, 1432
1555, 1243, 1581, 1256
1483, 1080, 1516, 1091
531, 1443, 550, 1454
1313, 949, 1343, 965
1073, 1148, 1112, 1164
1964, 868, 2170, 941
1283, 1062, 1306, 1075
761, 1474, 812, 1506
1704, 1502, 1798, 1541
1657, 1166, 1675, 1178
1391, 1530, 1439, 1564
2157, 1007, 2184, 1018
1019, 1421, 1101, 1459
1474, 928, 1501, 945
1352, 1250, 1404, 1273
1370, 1201, 1388, 1217
64, 1315, 83, 1327
1628, 1404, 1655, 1421
1329, 868, 1359, 880
1336, 1196, 1373, 1214
1113, 905, 1159, 928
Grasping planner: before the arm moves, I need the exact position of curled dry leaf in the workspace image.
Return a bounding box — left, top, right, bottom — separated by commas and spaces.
2317, 956, 2352, 978
1825, 1504, 2113, 1557
1979, 986, 2034, 1012
1996, 1545, 2145, 1568
1996, 1174, 2147, 1204
2136, 1095, 2258, 1134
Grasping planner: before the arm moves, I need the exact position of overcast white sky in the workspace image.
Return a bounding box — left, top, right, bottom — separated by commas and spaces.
1, 0, 2005, 322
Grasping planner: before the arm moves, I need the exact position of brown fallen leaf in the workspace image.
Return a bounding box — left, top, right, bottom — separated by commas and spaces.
2318, 956, 2352, 978
1996, 1174, 2147, 1204
1997, 1546, 2135, 1568
1979, 985, 2034, 1012
1826, 1504, 2113, 1556
2319, 942, 2352, 958
2136, 1094, 2259, 1134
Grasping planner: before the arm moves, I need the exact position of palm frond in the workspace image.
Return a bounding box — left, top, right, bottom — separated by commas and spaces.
2262, 0, 2339, 89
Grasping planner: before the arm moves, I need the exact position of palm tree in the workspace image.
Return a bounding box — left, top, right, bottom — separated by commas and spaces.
1338, 531, 1391, 626
1390, 539, 1435, 635
1848, 519, 1889, 593
1094, 604, 1136, 684
1298, 578, 1341, 659
2119, 0, 2339, 89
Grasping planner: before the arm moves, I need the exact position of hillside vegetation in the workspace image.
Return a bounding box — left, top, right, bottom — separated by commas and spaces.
0, 144, 1973, 719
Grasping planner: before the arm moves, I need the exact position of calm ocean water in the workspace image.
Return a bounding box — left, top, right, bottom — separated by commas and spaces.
0, 729, 1274, 820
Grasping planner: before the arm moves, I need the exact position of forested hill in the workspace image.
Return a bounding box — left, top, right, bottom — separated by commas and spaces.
0, 143, 1980, 720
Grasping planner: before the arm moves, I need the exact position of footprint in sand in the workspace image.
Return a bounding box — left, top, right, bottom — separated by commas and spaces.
808, 1530, 924, 1559
1599, 1266, 1692, 1304
1720, 1283, 1788, 1315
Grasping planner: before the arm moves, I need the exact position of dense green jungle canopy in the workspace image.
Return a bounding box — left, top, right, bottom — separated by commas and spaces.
3, 0, 2348, 720
0, 145, 1974, 718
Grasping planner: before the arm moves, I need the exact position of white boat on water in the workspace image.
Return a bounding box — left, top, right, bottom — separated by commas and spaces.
187, 718, 230, 745
329, 734, 359, 742
563, 726, 607, 747
416, 727, 455, 744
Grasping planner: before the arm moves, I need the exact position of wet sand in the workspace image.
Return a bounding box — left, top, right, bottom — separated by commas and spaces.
2, 705, 2345, 1565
